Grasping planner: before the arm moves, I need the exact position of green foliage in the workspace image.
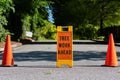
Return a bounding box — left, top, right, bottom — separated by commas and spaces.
0, 0, 14, 26
42, 20, 56, 40
0, 16, 8, 26
53, 0, 120, 39
18, 0, 54, 40
1, 0, 120, 41
74, 24, 98, 40
32, 20, 56, 41
21, 14, 31, 39
0, 0, 56, 42
97, 36, 105, 40
13, 0, 55, 40
0, 25, 11, 42
0, 0, 14, 42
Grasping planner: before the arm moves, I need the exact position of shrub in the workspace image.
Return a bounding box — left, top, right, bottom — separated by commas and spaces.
0, 26, 11, 42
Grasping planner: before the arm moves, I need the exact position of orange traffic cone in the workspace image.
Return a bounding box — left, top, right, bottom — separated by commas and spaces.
104, 33, 118, 67
1, 35, 17, 67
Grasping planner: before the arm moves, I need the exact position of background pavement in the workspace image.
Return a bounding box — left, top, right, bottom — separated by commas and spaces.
0, 40, 120, 80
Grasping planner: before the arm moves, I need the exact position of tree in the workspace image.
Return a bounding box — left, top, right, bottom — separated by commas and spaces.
0, 0, 14, 26
7, 0, 55, 40
52, 0, 120, 38
0, 0, 14, 42
88, 0, 120, 35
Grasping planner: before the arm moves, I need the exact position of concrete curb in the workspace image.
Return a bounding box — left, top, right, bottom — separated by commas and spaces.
0, 43, 22, 52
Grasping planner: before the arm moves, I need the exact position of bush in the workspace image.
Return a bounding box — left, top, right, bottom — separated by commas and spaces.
32, 20, 57, 41
0, 26, 11, 42
74, 24, 99, 40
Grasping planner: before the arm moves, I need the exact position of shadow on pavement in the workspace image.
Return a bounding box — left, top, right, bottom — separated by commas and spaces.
0, 51, 120, 62
74, 51, 106, 61
14, 51, 56, 62
74, 51, 120, 61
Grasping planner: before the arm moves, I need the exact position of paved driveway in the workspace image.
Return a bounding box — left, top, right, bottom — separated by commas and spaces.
0, 40, 120, 80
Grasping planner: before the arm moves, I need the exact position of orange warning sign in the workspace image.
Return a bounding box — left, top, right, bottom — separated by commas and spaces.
56, 26, 73, 68
57, 32, 72, 60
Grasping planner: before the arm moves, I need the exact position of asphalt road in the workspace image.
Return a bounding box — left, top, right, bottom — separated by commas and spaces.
0, 40, 120, 80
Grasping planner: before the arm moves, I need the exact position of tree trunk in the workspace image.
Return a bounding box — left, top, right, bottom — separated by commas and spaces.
99, 0, 105, 36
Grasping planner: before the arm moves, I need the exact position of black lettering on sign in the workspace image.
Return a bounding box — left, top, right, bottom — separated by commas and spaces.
58, 50, 61, 54
58, 50, 65, 54
66, 50, 72, 54
60, 36, 69, 41
58, 50, 72, 54
68, 50, 72, 54
59, 43, 70, 48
